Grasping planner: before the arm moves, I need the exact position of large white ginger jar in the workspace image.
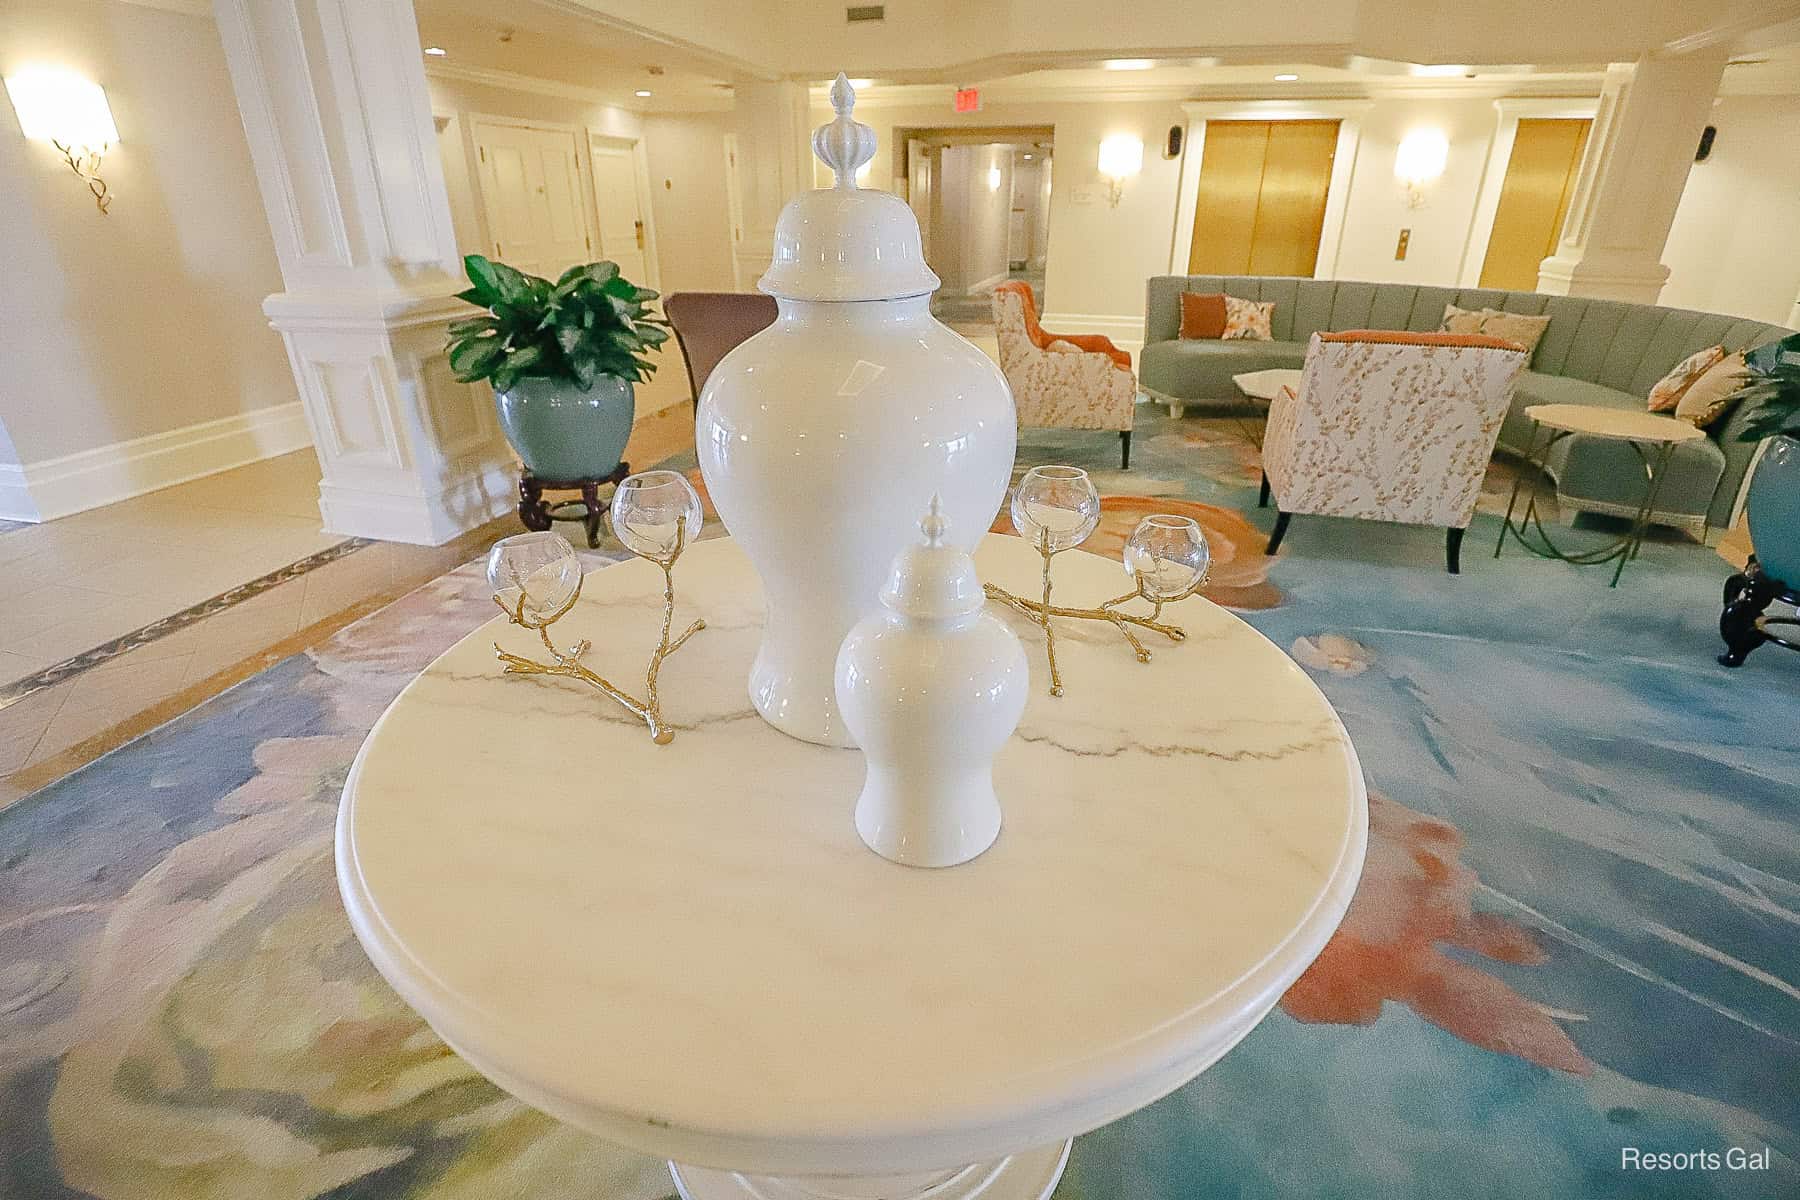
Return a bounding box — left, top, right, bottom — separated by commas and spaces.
836, 501, 1027, 868
696, 74, 1016, 747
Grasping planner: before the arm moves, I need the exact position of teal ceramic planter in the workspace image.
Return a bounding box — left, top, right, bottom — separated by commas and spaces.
495, 375, 634, 482
1746, 434, 1800, 587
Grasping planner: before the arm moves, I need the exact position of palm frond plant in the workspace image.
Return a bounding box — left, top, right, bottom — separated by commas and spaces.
1733, 332, 1800, 444
446, 255, 669, 393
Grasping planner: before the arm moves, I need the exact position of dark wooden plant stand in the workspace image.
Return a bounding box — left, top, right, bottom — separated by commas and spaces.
518, 464, 631, 548
1718, 557, 1800, 667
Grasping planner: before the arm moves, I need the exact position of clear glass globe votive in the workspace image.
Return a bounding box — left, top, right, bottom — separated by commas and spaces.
1010, 465, 1101, 553
610, 470, 704, 559
1124, 514, 1210, 601
487, 531, 583, 623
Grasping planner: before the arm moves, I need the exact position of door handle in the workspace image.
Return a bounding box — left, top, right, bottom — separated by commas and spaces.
634, 219, 645, 249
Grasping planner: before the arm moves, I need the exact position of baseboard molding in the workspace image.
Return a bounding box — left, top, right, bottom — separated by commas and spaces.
966, 271, 1010, 297
3, 402, 313, 523
1040, 312, 1145, 357
319, 456, 515, 546
0, 464, 40, 522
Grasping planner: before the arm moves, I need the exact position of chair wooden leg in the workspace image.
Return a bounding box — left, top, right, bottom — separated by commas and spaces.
1265, 511, 1292, 556
1119, 430, 1132, 470
1258, 472, 1271, 509
1446, 527, 1465, 575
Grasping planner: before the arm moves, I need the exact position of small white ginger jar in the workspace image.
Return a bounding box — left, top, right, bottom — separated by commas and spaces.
696, 74, 1016, 748
835, 501, 1028, 868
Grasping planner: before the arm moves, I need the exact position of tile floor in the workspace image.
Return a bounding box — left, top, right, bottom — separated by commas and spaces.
0, 400, 698, 809
0, 451, 344, 685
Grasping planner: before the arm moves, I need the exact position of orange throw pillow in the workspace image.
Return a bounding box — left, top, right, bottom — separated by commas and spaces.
1179, 292, 1228, 340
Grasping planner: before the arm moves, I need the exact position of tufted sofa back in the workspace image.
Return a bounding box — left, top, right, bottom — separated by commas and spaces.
1144, 275, 1793, 450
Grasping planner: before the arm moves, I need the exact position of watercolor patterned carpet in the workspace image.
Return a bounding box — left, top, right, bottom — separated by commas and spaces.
1, 404, 1796, 1200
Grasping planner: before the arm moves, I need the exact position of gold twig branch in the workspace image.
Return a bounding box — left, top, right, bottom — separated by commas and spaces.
492, 518, 705, 744
54, 140, 111, 214
984, 533, 1199, 696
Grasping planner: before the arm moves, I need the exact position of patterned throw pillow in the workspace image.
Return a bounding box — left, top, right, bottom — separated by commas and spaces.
1441, 304, 1487, 336
1222, 297, 1274, 341
1478, 311, 1551, 356
1647, 345, 1726, 412
1674, 351, 1748, 428
1179, 292, 1228, 339
1440, 305, 1551, 357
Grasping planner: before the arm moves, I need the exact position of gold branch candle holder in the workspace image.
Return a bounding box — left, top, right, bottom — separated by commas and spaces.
487, 470, 706, 744
984, 467, 1210, 697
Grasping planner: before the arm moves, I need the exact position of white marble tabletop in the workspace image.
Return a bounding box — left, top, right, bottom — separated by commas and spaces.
1525, 402, 1708, 444
1232, 368, 1304, 401
337, 534, 1367, 1178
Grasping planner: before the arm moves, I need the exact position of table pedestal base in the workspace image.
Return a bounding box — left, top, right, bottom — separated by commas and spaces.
670, 1140, 1071, 1200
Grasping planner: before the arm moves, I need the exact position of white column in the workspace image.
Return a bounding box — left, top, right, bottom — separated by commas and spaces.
1536, 49, 1728, 303
728, 81, 812, 289
212, 0, 515, 544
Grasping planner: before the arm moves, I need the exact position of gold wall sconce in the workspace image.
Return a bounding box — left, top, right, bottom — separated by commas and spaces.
1394, 127, 1448, 210
5, 67, 121, 214
1097, 133, 1142, 208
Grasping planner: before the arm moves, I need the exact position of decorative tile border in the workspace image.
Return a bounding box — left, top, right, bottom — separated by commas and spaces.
0, 538, 373, 710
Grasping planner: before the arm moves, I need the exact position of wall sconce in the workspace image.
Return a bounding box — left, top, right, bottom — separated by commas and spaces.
5, 67, 120, 214
1394, 128, 1448, 209
1097, 134, 1143, 207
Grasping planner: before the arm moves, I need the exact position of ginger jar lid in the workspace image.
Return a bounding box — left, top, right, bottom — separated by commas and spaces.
758, 74, 942, 303
880, 498, 986, 622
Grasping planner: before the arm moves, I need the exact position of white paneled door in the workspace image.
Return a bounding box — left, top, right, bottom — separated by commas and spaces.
589, 137, 653, 286
471, 120, 591, 278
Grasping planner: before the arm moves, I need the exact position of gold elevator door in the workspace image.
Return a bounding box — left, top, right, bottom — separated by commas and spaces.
1479, 118, 1593, 291
1187, 120, 1339, 278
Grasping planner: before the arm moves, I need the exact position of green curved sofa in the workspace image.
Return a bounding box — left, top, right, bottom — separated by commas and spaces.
1140, 275, 1795, 536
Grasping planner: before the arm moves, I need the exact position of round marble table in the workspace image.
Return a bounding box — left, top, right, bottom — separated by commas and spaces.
1231, 367, 1303, 404
1494, 402, 1708, 588
337, 534, 1368, 1200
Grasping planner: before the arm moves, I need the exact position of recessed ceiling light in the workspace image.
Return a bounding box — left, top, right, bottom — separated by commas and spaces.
1274, 72, 1299, 81
423, 46, 447, 56
635, 89, 653, 98
848, 78, 874, 88
1104, 59, 1155, 71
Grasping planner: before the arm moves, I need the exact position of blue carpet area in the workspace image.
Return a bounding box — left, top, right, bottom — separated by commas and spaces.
0, 403, 1794, 1198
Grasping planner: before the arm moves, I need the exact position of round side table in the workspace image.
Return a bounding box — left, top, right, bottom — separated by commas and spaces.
336, 534, 1368, 1200
1494, 402, 1707, 587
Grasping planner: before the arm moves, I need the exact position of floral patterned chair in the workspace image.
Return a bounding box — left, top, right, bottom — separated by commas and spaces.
992, 281, 1137, 468
1261, 330, 1529, 573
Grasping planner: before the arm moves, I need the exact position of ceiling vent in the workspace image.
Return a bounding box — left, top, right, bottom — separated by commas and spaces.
846, 5, 885, 21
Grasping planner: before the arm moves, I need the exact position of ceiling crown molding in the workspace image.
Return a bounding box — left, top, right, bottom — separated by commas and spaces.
111, 0, 213, 16
425, 62, 639, 110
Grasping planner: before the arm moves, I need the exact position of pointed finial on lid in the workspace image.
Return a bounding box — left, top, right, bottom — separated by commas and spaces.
812, 72, 877, 189
921, 493, 947, 547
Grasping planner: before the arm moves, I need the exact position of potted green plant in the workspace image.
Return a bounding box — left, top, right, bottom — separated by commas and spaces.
1719, 333, 1800, 665
1733, 332, 1800, 588
447, 254, 668, 482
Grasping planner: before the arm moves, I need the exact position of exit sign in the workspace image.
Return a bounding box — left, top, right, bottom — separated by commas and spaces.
954, 87, 980, 113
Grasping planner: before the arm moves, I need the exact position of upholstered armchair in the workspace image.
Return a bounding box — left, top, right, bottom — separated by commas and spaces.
665, 292, 779, 409
992, 281, 1137, 468
1261, 331, 1529, 573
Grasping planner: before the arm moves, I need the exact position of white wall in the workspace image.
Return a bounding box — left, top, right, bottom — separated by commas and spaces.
1661, 94, 1800, 327
0, 0, 300, 517
842, 96, 1193, 330
643, 112, 737, 293
839, 90, 1605, 344
1328, 96, 1503, 284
